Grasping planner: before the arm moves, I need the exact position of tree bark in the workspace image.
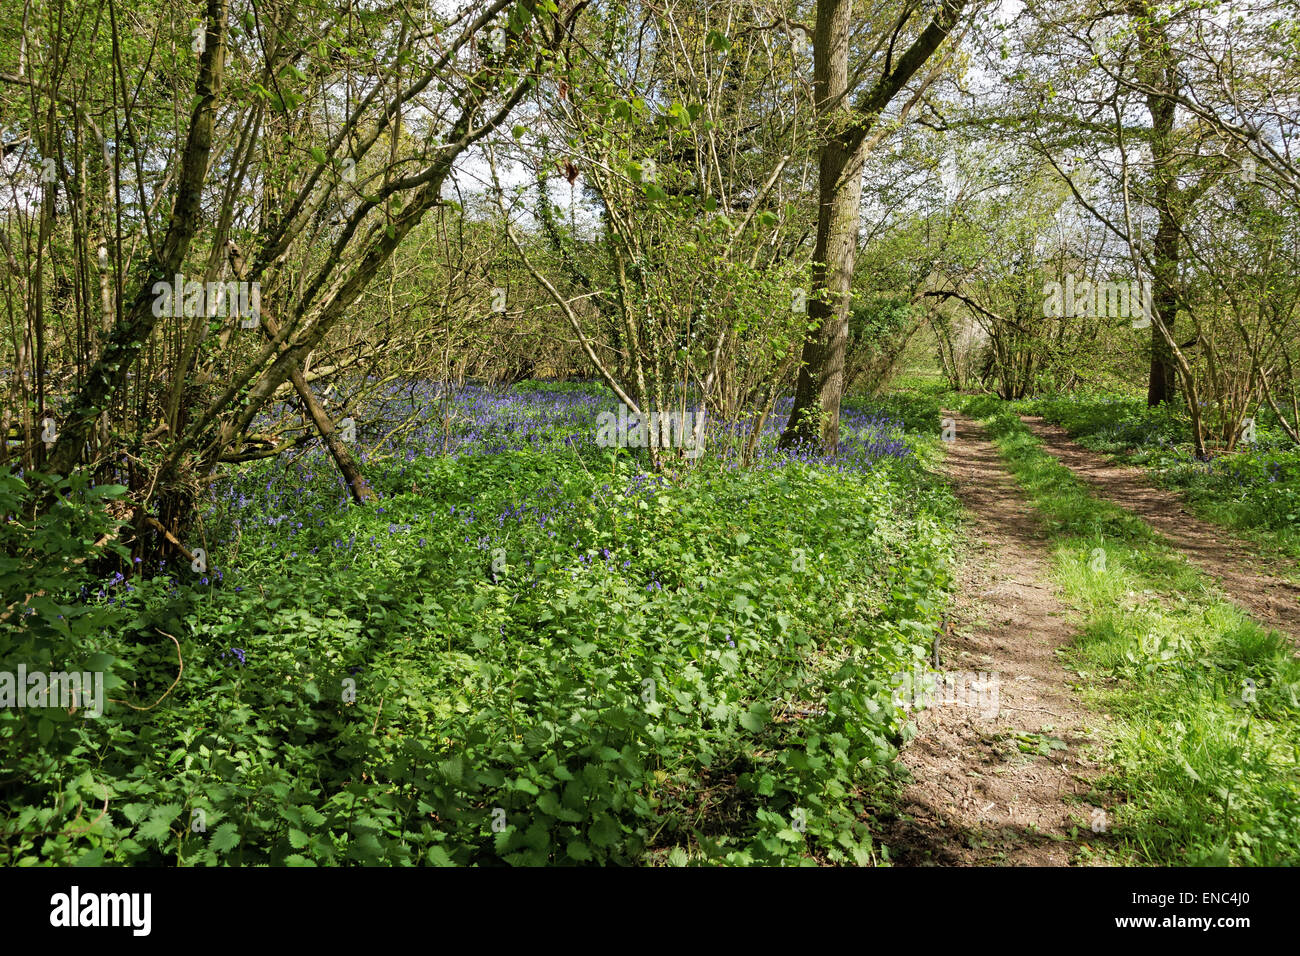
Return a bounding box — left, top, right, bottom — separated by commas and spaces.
781, 0, 863, 450
1135, 2, 1181, 408
1144, 113, 1180, 408
259, 311, 376, 505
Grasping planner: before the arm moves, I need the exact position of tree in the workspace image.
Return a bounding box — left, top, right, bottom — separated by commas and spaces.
4, 0, 575, 561
780, 0, 969, 451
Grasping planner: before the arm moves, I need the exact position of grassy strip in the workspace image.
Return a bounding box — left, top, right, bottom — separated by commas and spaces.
962, 395, 1300, 866
1020, 393, 1300, 566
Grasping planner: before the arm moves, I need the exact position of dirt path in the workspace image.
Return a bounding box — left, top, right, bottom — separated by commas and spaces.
880, 411, 1108, 866
1021, 415, 1300, 642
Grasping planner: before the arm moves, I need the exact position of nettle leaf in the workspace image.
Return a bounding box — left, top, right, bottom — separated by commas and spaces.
121, 802, 151, 825
210, 822, 240, 853
739, 703, 770, 733
566, 839, 593, 862
299, 806, 326, 828
425, 845, 455, 866
137, 804, 183, 844
347, 833, 386, 863
588, 813, 620, 848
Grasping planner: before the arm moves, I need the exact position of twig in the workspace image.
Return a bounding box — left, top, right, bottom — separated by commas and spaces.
109, 629, 184, 712
60, 790, 110, 838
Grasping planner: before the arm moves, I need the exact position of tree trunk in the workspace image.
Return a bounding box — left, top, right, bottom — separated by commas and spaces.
1146, 330, 1177, 405
780, 0, 967, 451
224, 239, 376, 505
265, 314, 376, 505
45, 0, 229, 477
780, 0, 859, 451
1145, 136, 1180, 408
1137, 2, 1181, 408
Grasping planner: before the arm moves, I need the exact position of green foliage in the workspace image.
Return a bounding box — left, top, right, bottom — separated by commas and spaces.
2, 433, 957, 866
0, 467, 138, 863
0, 467, 131, 669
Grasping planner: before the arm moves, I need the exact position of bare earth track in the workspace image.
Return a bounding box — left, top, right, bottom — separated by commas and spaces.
880, 412, 1108, 866
1020, 415, 1300, 643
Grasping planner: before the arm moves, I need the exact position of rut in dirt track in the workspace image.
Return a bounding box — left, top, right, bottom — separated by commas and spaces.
879, 411, 1107, 866
1021, 416, 1300, 643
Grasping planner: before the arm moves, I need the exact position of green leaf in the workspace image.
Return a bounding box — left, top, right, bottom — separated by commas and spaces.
425, 845, 455, 866
138, 804, 183, 844
739, 703, 769, 732
347, 833, 385, 863
85, 484, 127, 500
589, 813, 620, 848
299, 806, 326, 828
211, 822, 240, 853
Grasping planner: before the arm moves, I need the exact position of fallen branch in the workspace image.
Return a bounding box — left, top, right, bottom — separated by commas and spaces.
141, 514, 199, 566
